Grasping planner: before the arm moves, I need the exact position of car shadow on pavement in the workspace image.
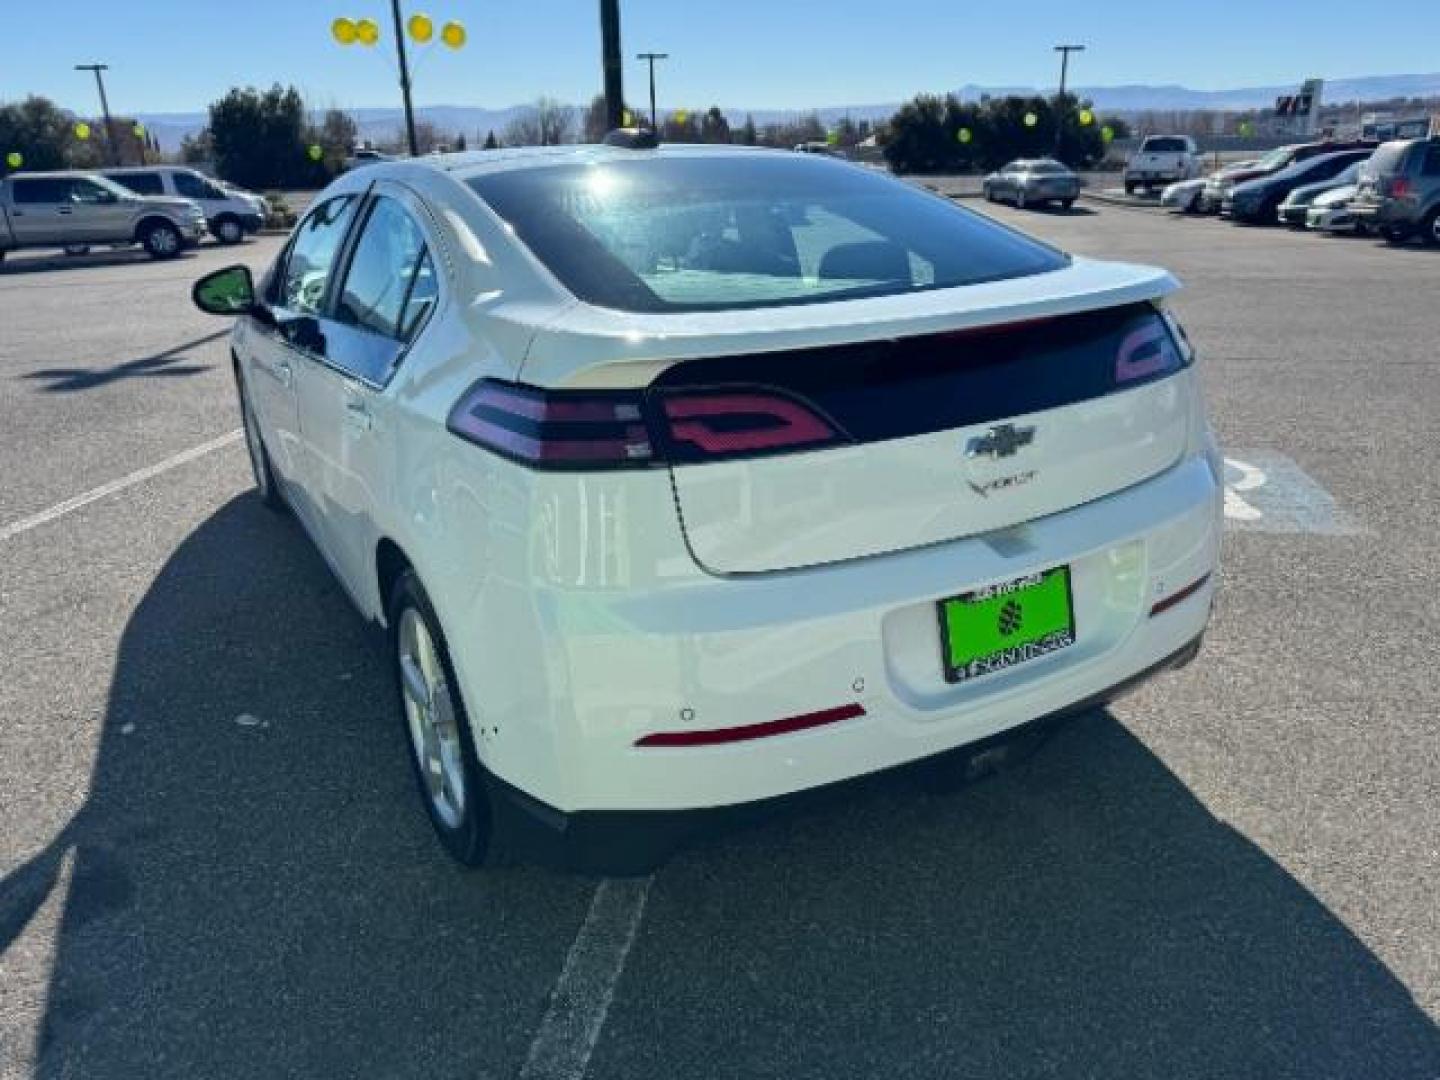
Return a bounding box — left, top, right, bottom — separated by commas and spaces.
3, 497, 1438, 1079
1, 495, 596, 1079
589, 719, 1440, 1074
21, 331, 228, 393
0, 250, 197, 275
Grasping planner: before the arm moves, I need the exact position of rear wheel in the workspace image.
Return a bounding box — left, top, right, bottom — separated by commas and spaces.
141, 220, 182, 259
390, 570, 508, 867
213, 215, 244, 245
1382, 224, 1412, 244
1061, 198, 1075, 210
1124, 180, 1137, 195
1422, 208, 1440, 246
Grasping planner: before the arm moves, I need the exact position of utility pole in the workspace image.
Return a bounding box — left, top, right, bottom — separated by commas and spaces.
636, 52, 668, 129
75, 63, 120, 166
1052, 44, 1085, 156
599, 0, 624, 129
389, 0, 419, 156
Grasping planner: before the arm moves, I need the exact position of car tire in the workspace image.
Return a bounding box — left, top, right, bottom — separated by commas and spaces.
213, 215, 244, 245
1061, 198, 1075, 210
390, 569, 510, 868
1421, 208, 1440, 247
140, 220, 183, 259
63, 244, 91, 256
1124, 180, 1137, 195
236, 365, 286, 512
1015, 190, 1027, 210
1381, 225, 1412, 244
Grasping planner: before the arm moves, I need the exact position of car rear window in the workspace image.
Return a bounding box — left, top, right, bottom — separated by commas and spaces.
1141, 138, 1187, 153
467, 155, 1067, 313
1367, 141, 1414, 174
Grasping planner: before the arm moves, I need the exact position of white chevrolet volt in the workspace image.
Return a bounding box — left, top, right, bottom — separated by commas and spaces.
192, 138, 1222, 870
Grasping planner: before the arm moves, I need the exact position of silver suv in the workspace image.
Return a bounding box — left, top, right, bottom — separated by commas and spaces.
1350, 137, 1440, 244
0, 171, 206, 261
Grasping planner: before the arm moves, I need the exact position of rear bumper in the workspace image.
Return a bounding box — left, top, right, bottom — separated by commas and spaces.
461, 450, 1221, 826
493, 633, 1209, 874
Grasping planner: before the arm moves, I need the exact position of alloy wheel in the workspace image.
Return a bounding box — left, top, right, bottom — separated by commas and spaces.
397, 607, 467, 830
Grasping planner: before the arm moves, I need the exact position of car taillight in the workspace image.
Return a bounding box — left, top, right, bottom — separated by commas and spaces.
656, 390, 843, 463
446, 381, 654, 469
447, 380, 846, 470
1390, 177, 1413, 198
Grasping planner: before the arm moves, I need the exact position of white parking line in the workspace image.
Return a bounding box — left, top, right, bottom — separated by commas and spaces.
520, 876, 654, 1080
0, 429, 243, 543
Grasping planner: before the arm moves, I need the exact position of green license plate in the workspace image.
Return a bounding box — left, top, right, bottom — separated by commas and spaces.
938, 567, 1076, 684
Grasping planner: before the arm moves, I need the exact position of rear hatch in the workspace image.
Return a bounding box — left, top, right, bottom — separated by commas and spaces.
654, 301, 1189, 574
1354, 141, 1412, 206
523, 260, 1192, 575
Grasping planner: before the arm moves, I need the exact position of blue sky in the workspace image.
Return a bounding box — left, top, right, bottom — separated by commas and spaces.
7, 0, 1439, 114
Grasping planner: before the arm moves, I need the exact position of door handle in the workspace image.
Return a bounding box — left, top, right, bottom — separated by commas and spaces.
344, 399, 373, 432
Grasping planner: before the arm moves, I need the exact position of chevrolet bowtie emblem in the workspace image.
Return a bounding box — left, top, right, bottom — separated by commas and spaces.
965, 423, 1035, 459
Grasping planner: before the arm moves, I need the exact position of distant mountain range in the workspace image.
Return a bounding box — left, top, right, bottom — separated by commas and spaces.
134, 72, 1440, 152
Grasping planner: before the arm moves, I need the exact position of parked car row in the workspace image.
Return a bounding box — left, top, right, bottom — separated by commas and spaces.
1160, 136, 1440, 244
0, 165, 266, 262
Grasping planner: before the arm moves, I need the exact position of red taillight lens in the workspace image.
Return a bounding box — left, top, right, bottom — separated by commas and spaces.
448, 380, 846, 470
1390, 177, 1413, 198
658, 390, 843, 463
447, 380, 653, 469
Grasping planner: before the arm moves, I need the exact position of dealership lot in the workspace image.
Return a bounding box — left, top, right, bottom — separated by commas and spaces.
1, 204, 1438, 1078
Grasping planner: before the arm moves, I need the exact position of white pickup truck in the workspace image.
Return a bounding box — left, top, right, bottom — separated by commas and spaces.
1124, 136, 1201, 194
0, 171, 207, 262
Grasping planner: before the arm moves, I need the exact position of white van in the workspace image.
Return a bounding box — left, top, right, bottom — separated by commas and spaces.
102, 166, 265, 244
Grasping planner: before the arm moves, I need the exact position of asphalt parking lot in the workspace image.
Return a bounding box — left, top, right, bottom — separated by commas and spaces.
2, 206, 1438, 1079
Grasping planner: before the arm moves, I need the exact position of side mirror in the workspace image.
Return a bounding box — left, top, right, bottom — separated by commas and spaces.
192, 264, 256, 315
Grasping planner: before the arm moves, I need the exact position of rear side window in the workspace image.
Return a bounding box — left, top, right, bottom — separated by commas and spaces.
333, 196, 438, 344
111, 172, 165, 196
174, 171, 222, 200
11, 178, 70, 203
278, 196, 358, 315
1141, 137, 1188, 153
1367, 142, 1412, 174
1423, 143, 1440, 176
468, 155, 1067, 313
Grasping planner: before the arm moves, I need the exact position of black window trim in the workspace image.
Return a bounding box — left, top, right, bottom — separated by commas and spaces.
309, 186, 443, 390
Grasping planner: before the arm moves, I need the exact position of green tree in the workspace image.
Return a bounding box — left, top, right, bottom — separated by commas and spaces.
454, 132, 467, 151
483, 129, 499, 150
208, 84, 311, 189
737, 113, 757, 145
0, 96, 74, 172
699, 106, 731, 143
310, 108, 357, 177
661, 109, 699, 142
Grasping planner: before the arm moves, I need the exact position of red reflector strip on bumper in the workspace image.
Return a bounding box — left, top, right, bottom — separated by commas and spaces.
1150, 573, 1211, 617
635, 703, 865, 748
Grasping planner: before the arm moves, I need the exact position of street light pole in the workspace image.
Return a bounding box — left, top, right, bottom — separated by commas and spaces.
636, 52, 668, 129
1052, 44, 1085, 156
599, 0, 625, 129
389, 0, 420, 156
75, 63, 120, 166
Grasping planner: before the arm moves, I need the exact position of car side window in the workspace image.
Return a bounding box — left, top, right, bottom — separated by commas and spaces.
278, 195, 358, 316
114, 172, 165, 196
174, 171, 220, 200
332, 196, 438, 346
69, 178, 112, 204
11, 178, 68, 203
